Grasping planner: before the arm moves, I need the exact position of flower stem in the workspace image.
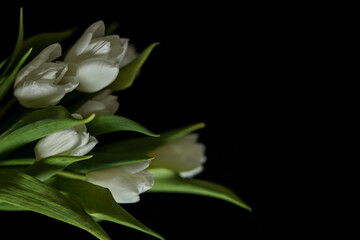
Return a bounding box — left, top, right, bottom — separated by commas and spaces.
0, 97, 16, 121
57, 171, 86, 181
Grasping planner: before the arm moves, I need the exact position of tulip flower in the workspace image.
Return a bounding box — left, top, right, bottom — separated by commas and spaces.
86, 161, 154, 203
149, 134, 206, 178
14, 43, 78, 108
64, 21, 128, 93
34, 114, 97, 160
74, 89, 119, 118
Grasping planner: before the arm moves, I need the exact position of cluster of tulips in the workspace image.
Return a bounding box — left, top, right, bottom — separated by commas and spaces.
0, 10, 250, 240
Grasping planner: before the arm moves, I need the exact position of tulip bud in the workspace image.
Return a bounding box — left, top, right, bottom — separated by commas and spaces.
64, 21, 128, 93
149, 134, 206, 178
34, 114, 97, 161
14, 43, 78, 108
74, 89, 119, 118
86, 161, 154, 203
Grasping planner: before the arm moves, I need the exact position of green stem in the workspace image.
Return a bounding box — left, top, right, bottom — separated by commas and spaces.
0, 97, 16, 121
57, 171, 86, 181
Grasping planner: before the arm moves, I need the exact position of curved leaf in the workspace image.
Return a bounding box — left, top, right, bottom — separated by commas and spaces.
50, 176, 164, 240
68, 152, 153, 174
87, 114, 159, 137
149, 168, 252, 211
0, 172, 110, 240
1, 8, 23, 76
97, 122, 205, 154
109, 42, 159, 91
0, 106, 94, 159
0, 201, 25, 211
25, 155, 92, 181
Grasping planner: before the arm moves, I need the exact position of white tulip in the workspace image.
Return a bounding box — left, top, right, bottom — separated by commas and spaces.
34, 114, 97, 161
74, 89, 119, 118
65, 21, 128, 93
86, 161, 154, 203
14, 43, 78, 108
149, 134, 206, 178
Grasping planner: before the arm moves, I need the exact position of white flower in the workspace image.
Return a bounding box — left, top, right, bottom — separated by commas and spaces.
34, 114, 97, 161
14, 43, 78, 108
64, 21, 128, 93
149, 134, 206, 178
74, 89, 119, 118
86, 161, 154, 203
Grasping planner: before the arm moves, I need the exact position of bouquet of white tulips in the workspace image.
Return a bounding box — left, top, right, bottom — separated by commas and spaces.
0, 9, 251, 239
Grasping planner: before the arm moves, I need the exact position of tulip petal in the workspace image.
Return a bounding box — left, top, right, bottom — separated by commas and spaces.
15, 43, 62, 87
76, 59, 119, 92
14, 80, 78, 108
86, 161, 154, 203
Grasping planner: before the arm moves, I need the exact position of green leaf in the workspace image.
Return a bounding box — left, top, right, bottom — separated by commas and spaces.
87, 114, 159, 137
97, 122, 205, 154
1, 8, 24, 76
0, 59, 7, 71
68, 152, 153, 174
0, 172, 110, 240
0, 201, 25, 211
50, 176, 164, 240
0, 158, 35, 167
149, 168, 252, 211
0, 48, 32, 102
109, 42, 159, 91
19, 28, 75, 63
25, 155, 92, 181
0, 106, 94, 159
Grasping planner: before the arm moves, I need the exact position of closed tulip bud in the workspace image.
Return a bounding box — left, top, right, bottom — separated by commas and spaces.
86, 161, 154, 203
64, 21, 128, 93
34, 114, 97, 161
74, 89, 119, 118
14, 43, 78, 108
149, 134, 206, 178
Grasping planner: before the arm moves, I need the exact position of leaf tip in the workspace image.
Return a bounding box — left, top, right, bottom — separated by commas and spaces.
84, 113, 96, 123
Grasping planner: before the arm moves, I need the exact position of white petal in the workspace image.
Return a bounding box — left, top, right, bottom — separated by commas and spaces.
76, 59, 119, 93
149, 134, 206, 177
119, 44, 138, 68
86, 161, 154, 203
68, 135, 98, 156
15, 43, 62, 87
14, 80, 77, 108
35, 129, 81, 160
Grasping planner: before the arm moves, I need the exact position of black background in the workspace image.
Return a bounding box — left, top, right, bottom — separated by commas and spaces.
0, 1, 325, 239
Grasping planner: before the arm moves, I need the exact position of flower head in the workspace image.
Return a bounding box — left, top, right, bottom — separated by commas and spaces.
65, 21, 128, 93
74, 89, 119, 118
86, 161, 154, 203
149, 134, 206, 178
34, 114, 97, 160
14, 43, 78, 108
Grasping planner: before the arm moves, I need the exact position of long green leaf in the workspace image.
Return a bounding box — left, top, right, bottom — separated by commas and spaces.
149, 168, 252, 211
25, 155, 92, 181
0, 59, 7, 71
97, 122, 205, 154
51, 176, 164, 240
0, 48, 32, 102
0, 106, 94, 158
0, 172, 110, 240
0, 158, 35, 167
68, 152, 153, 174
109, 42, 159, 91
0, 201, 25, 211
87, 114, 159, 137
1, 8, 23, 76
